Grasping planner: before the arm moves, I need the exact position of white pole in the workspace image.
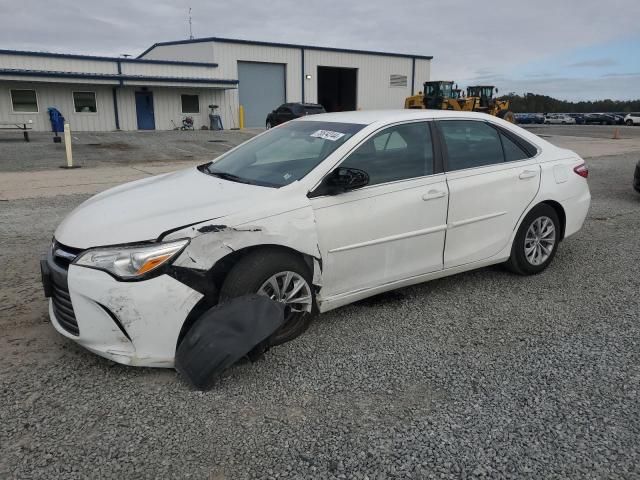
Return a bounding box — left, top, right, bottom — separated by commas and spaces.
64, 122, 73, 168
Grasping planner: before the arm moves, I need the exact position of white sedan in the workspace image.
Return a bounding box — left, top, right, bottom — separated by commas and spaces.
544, 114, 576, 125
42, 110, 591, 367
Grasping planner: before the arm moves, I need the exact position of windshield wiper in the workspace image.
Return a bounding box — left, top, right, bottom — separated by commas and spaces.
205, 168, 254, 185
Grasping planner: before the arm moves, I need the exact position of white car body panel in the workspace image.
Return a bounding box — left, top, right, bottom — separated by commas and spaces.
444, 159, 540, 268
46, 110, 591, 367
311, 174, 448, 297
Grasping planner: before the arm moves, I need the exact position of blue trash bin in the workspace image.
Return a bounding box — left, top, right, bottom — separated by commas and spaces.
47, 107, 65, 135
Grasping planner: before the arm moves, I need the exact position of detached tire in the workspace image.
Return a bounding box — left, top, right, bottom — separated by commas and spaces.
219, 249, 315, 346
506, 204, 560, 275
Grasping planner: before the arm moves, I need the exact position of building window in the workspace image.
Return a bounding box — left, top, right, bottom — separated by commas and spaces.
390, 74, 408, 87
181, 94, 200, 113
11, 89, 38, 113
73, 91, 97, 113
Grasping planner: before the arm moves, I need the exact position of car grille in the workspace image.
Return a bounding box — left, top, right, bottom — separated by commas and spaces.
53, 242, 82, 270
52, 278, 79, 336
50, 241, 81, 336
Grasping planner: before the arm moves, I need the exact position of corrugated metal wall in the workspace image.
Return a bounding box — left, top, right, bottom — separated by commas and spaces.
143, 40, 431, 116
0, 82, 117, 131
303, 50, 415, 109
413, 58, 431, 94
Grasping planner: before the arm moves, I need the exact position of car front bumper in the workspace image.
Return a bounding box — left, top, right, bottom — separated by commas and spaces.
43, 246, 203, 368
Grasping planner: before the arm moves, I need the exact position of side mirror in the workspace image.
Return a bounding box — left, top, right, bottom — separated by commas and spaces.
327, 167, 369, 192
309, 167, 369, 198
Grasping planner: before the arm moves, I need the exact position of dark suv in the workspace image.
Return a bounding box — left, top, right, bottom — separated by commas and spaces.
266, 103, 326, 128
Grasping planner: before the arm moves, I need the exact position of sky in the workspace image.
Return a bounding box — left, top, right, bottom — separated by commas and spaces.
2, 0, 640, 101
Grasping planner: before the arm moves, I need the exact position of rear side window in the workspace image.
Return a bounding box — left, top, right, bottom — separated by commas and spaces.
342, 122, 434, 186
440, 120, 503, 171
500, 132, 529, 162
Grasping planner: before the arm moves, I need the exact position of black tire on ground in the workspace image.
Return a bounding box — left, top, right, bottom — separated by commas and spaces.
626, 120, 634, 126
505, 204, 561, 276
219, 248, 315, 346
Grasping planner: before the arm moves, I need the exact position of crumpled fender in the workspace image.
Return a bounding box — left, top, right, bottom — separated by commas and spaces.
164, 204, 323, 286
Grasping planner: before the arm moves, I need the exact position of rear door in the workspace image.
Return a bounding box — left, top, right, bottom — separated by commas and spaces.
437, 119, 540, 268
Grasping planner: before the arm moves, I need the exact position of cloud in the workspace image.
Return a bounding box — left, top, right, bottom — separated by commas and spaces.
2, 0, 640, 100
568, 58, 618, 68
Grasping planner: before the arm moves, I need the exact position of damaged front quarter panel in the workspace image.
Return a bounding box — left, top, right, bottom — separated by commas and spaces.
165, 204, 324, 292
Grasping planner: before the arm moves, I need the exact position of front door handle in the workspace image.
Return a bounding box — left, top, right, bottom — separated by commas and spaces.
519, 170, 538, 180
422, 189, 447, 201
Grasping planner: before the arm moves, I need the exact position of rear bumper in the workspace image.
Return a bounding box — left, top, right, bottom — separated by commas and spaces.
562, 188, 591, 239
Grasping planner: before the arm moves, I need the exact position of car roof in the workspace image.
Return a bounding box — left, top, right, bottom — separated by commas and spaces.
296, 109, 502, 125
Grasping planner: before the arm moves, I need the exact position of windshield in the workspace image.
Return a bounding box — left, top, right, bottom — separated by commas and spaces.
202, 121, 364, 187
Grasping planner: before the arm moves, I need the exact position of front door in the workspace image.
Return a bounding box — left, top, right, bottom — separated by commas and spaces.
311, 121, 448, 298
135, 91, 155, 130
437, 119, 541, 268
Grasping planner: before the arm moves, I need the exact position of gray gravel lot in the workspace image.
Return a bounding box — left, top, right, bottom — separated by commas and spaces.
0, 129, 259, 172
1, 142, 640, 478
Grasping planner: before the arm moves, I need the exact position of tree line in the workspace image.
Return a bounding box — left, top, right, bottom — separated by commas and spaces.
498, 93, 640, 113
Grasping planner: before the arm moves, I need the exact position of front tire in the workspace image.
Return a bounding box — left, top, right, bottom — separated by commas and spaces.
506, 204, 560, 275
627, 120, 634, 126
219, 249, 315, 346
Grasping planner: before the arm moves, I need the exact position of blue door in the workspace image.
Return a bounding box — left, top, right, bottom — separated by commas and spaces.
135, 91, 155, 130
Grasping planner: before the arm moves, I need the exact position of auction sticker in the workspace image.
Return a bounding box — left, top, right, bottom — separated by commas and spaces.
310, 130, 346, 141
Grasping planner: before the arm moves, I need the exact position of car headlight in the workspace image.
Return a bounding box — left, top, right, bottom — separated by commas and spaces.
74, 239, 189, 280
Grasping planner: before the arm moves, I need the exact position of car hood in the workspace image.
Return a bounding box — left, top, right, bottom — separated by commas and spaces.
55, 167, 277, 249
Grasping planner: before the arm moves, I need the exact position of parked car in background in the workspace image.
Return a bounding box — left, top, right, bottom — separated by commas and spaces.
544, 114, 576, 125
533, 113, 545, 124
41, 110, 590, 368
584, 113, 616, 125
567, 113, 585, 125
515, 113, 534, 124
266, 103, 326, 128
613, 114, 625, 125
624, 113, 640, 126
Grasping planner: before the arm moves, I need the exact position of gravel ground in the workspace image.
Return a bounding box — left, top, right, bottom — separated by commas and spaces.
0, 129, 259, 172
1, 150, 639, 478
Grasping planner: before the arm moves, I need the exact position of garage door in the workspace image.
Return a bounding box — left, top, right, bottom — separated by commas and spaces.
238, 61, 286, 128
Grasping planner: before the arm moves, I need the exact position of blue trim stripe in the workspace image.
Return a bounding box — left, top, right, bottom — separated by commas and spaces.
0, 49, 218, 68
138, 36, 433, 61
0, 68, 238, 85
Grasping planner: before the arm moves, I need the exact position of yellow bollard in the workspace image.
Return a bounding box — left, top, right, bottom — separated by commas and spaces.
238, 105, 245, 130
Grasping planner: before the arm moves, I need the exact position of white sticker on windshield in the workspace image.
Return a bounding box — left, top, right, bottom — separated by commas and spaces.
310, 130, 346, 141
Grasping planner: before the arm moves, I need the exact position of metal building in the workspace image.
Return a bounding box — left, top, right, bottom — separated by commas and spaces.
0, 38, 432, 131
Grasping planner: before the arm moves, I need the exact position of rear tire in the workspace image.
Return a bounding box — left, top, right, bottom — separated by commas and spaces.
219, 249, 315, 346
506, 204, 560, 275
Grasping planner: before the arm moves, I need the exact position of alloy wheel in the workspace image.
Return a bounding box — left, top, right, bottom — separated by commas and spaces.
258, 271, 312, 320
524, 216, 556, 266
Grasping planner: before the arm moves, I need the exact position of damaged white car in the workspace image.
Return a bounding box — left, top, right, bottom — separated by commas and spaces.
41, 110, 590, 367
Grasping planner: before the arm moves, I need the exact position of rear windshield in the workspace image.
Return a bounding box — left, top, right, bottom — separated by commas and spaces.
202, 121, 364, 187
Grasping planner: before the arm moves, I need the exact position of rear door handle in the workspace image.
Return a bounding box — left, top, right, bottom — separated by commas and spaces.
519, 170, 538, 180
422, 189, 447, 201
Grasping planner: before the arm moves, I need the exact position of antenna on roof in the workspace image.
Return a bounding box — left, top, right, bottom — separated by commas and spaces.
188, 7, 194, 40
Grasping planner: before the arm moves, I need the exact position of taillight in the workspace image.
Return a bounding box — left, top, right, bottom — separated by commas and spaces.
573, 163, 589, 178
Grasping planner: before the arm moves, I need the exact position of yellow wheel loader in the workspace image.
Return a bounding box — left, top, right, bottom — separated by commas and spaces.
404, 82, 514, 122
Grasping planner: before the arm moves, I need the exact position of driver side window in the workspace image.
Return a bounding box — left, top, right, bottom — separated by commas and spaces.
341, 122, 434, 186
